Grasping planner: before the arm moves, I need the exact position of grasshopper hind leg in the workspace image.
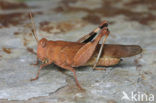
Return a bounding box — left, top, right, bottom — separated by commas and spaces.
93, 29, 109, 70
77, 21, 108, 43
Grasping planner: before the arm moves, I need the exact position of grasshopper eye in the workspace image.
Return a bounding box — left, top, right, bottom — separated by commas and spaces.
40, 38, 47, 48
41, 40, 46, 47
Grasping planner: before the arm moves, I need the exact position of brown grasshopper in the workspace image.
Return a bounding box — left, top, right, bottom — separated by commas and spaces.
29, 13, 142, 90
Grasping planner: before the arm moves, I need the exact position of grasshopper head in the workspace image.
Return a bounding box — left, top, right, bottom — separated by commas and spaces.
37, 38, 48, 62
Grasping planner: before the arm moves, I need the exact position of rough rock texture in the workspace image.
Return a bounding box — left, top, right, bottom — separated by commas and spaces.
0, 0, 156, 103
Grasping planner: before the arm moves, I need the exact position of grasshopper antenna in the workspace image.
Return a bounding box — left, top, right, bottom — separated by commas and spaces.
29, 10, 39, 42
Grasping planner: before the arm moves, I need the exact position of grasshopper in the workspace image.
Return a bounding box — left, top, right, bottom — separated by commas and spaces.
29, 12, 142, 90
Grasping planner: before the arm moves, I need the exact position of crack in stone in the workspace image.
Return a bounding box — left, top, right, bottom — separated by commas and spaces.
48, 85, 67, 95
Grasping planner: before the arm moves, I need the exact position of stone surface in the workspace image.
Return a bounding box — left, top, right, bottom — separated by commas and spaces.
0, 0, 156, 103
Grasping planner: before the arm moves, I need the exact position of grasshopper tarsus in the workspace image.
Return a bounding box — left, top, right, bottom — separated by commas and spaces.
30, 77, 38, 81
30, 61, 39, 66
30, 63, 38, 66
